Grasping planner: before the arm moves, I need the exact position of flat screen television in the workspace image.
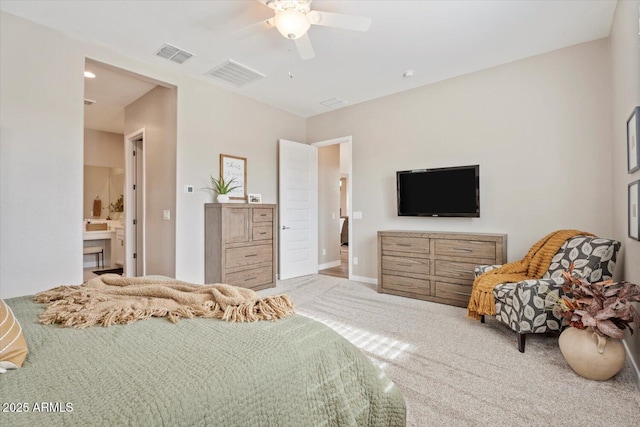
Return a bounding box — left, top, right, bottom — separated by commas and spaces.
396, 165, 480, 217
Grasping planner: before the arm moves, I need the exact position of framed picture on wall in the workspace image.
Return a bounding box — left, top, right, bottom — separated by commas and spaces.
628, 106, 640, 173
629, 180, 640, 241
220, 154, 247, 200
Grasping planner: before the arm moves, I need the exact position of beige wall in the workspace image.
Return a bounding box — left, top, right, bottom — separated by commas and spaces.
318, 144, 341, 266
84, 128, 124, 168
0, 12, 84, 297
174, 78, 306, 283
610, 0, 640, 385
0, 11, 306, 297
125, 86, 177, 277
340, 178, 348, 217
308, 38, 613, 281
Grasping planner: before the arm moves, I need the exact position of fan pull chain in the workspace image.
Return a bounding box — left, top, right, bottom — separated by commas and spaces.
288, 48, 294, 79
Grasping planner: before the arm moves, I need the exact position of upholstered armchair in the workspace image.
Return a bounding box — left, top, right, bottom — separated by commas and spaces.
476, 235, 621, 353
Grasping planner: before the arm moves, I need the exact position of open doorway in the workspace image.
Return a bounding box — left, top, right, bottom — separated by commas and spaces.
82, 59, 176, 280
313, 137, 352, 280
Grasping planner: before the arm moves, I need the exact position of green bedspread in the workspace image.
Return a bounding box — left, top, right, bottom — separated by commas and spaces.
0, 296, 405, 426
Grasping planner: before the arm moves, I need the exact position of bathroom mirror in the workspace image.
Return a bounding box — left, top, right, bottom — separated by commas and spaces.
84, 166, 124, 219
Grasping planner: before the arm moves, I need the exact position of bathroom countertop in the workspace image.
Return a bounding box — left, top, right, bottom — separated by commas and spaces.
83, 230, 115, 240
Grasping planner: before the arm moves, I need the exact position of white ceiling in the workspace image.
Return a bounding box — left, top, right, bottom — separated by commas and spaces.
84, 61, 157, 133
1, 0, 617, 118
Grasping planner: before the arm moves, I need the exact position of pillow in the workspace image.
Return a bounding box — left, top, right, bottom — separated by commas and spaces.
0, 299, 28, 372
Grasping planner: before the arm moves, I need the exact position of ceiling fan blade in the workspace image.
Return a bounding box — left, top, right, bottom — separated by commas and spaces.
230, 18, 274, 40
255, 0, 274, 9
294, 33, 315, 60
307, 10, 371, 32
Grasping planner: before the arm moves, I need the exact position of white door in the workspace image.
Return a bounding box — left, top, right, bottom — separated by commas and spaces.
278, 140, 318, 280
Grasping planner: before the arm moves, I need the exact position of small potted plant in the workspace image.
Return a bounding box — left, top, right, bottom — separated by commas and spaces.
106, 194, 124, 220
205, 175, 240, 203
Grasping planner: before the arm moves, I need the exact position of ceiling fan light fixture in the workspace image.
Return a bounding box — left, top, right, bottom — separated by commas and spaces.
274, 9, 310, 39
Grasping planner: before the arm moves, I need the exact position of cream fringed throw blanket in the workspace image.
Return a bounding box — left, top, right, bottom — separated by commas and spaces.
35, 274, 295, 329
467, 229, 593, 320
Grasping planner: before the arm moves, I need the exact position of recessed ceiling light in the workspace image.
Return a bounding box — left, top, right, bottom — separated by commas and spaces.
84, 71, 96, 79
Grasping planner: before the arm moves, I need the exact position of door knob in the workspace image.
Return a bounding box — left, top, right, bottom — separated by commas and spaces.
281, 225, 291, 230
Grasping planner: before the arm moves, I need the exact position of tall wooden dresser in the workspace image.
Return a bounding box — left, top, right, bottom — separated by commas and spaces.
205, 203, 277, 291
377, 231, 507, 307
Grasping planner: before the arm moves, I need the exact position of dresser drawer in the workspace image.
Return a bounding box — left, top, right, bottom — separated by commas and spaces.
381, 274, 430, 295
434, 282, 472, 306
226, 266, 272, 288
253, 209, 273, 223
434, 260, 476, 282
435, 239, 495, 260
381, 255, 429, 275
226, 245, 272, 269
381, 236, 430, 255
252, 224, 272, 241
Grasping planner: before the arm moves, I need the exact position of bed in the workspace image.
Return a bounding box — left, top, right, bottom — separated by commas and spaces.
0, 294, 406, 426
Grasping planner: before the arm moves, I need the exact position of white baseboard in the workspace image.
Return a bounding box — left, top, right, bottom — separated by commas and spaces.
350, 275, 377, 285
622, 339, 640, 392
318, 260, 341, 270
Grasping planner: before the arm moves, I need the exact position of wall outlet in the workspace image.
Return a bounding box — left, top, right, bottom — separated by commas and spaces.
322, 248, 326, 256
163, 210, 171, 220
353, 256, 358, 265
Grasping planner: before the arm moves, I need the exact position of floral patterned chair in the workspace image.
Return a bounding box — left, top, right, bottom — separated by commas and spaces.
475, 235, 621, 353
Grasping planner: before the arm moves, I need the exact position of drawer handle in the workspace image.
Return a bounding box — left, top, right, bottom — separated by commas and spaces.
397, 263, 413, 267
453, 269, 470, 274
245, 254, 257, 257
395, 243, 411, 247
244, 277, 257, 282
259, 232, 267, 235
260, 214, 267, 216
454, 248, 472, 253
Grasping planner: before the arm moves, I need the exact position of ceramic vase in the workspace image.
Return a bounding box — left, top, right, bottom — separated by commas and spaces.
558, 327, 625, 381
216, 194, 229, 203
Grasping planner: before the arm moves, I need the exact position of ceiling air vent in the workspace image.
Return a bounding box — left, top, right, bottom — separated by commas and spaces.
320, 97, 349, 109
155, 43, 194, 64
84, 98, 96, 106
205, 60, 265, 87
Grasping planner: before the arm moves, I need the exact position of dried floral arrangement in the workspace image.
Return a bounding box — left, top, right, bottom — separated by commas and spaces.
553, 264, 640, 339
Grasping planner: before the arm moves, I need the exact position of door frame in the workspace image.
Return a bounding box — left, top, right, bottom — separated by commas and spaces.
311, 136, 353, 280
124, 128, 146, 277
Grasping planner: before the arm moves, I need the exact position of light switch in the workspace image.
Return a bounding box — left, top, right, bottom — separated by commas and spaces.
353, 211, 362, 219
163, 210, 171, 220
184, 185, 194, 194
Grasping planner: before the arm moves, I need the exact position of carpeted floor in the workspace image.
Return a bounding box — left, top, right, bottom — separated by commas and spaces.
258, 274, 640, 427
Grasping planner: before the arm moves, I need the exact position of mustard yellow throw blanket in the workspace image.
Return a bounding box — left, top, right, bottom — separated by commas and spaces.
35, 274, 295, 329
467, 229, 593, 320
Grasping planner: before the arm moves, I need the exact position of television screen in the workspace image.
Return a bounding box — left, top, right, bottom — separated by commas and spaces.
397, 165, 479, 217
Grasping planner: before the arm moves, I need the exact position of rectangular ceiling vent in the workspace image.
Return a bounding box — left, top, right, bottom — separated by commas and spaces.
155, 43, 194, 64
84, 98, 96, 106
205, 60, 265, 87
320, 97, 349, 109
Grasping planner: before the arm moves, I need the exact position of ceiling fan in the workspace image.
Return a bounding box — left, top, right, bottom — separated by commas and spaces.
253, 0, 372, 60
